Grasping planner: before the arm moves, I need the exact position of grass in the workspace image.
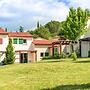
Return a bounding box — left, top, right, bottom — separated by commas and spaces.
0, 58, 90, 90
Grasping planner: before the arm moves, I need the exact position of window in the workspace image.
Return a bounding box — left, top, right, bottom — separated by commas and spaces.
13, 38, 17, 44
23, 39, 27, 44
45, 52, 49, 56
40, 53, 44, 57
19, 39, 23, 44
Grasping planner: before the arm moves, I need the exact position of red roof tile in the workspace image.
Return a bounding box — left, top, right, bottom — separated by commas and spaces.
0, 28, 8, 35
8, 32, 33, 37
33, 40, 58, 45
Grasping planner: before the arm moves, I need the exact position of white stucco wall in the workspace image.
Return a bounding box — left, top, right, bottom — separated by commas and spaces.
11, 37, 33, 51
34, 44, 71, 61
10, 37, 33, 63
0, 35, 9, 51
28, 52, 32, 62
34, 45, 50, 61
83, 19, 90, 38
0, 35, 9, 62
0, 36, 33, 63
81, 41, 90, 57
15, 52, 20, 63
80, 19, 90, 57
0, 53, 5, 62
87, 19, 90, 28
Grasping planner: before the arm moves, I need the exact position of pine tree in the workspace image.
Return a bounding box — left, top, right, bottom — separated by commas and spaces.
4, 38, 15, 64
37, 21, 40, 28
5, 28, 7, 32
19, 26, 24, 32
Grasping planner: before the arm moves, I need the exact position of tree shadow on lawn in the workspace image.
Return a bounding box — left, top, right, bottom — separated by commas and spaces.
38, 60, 60, 63
41, 83, 90, 90
74, 60, 90, 63
38, 59, 68, 63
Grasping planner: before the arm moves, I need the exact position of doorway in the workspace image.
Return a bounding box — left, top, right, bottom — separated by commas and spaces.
20, 53, 28, 63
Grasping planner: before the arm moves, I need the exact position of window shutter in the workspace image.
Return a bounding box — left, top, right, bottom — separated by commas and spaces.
19, 39, 23, 44
13, 38, 17, 44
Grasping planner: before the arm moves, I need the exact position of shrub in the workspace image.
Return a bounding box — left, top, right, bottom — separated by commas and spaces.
60, 52, 67, 58
53, 55, 60, 59
75, 48, 80, 58
70, 52, 77, 61
4, 38, 15, 65
42, 56, 52, 60
42, 55, 60, 60
53, 52, 60, 59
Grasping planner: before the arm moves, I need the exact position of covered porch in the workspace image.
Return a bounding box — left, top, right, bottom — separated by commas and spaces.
15, 50, 37, 63
50, 40, 78, 56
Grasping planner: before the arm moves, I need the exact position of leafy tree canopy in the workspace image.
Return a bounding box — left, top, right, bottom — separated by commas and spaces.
45, 21, 61, 36
60, 7, 88, 40
34, 26, 51, 39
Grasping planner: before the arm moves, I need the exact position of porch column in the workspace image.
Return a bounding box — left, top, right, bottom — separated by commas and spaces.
59, 44, 62, 55
79, 40, 81, 57
31, 51, 37, 62
19, 52, 21, 63
49, 47, 52, 56
52, 44, 54, 56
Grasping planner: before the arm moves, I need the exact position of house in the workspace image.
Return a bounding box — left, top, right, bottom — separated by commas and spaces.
0, 28, 77, 63
32, 38, 75, 61
80, 17, 90, 57
0, 28, 36, 63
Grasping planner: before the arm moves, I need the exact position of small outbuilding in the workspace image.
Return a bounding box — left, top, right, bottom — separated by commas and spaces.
80, 37, 90, 57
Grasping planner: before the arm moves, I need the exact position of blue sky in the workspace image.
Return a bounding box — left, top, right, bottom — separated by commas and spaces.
0, 0, 90, 31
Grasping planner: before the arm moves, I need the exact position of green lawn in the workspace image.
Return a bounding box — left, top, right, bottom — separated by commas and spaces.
0, 58, 90, 90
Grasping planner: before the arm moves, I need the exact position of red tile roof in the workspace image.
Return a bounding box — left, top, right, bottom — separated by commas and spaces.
33, 40, 58, 45
0, 28, 8, 35
8, 32, 33, 37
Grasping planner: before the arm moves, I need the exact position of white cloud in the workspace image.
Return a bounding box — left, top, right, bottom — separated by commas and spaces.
0, 0, 90, 31
68, 0, 90, 9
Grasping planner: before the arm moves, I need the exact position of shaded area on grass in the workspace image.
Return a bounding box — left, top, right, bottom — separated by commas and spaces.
39, 60, 60, 63
41, 58, 90, 63
42, 83, 90, 90
39, 59, 72, 63
74, 60, 90, 63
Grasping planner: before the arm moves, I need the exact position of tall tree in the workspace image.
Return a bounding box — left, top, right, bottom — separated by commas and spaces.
45, 21, 61, 36
37, 21, 40, 28
34, 26, 51, 39
19, 26, 24, 32
60, 7, 88, 52
5, 28, 8, 32
4, 38, 15, 64
28, 30, 39, 38
60, 7, 87, 40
